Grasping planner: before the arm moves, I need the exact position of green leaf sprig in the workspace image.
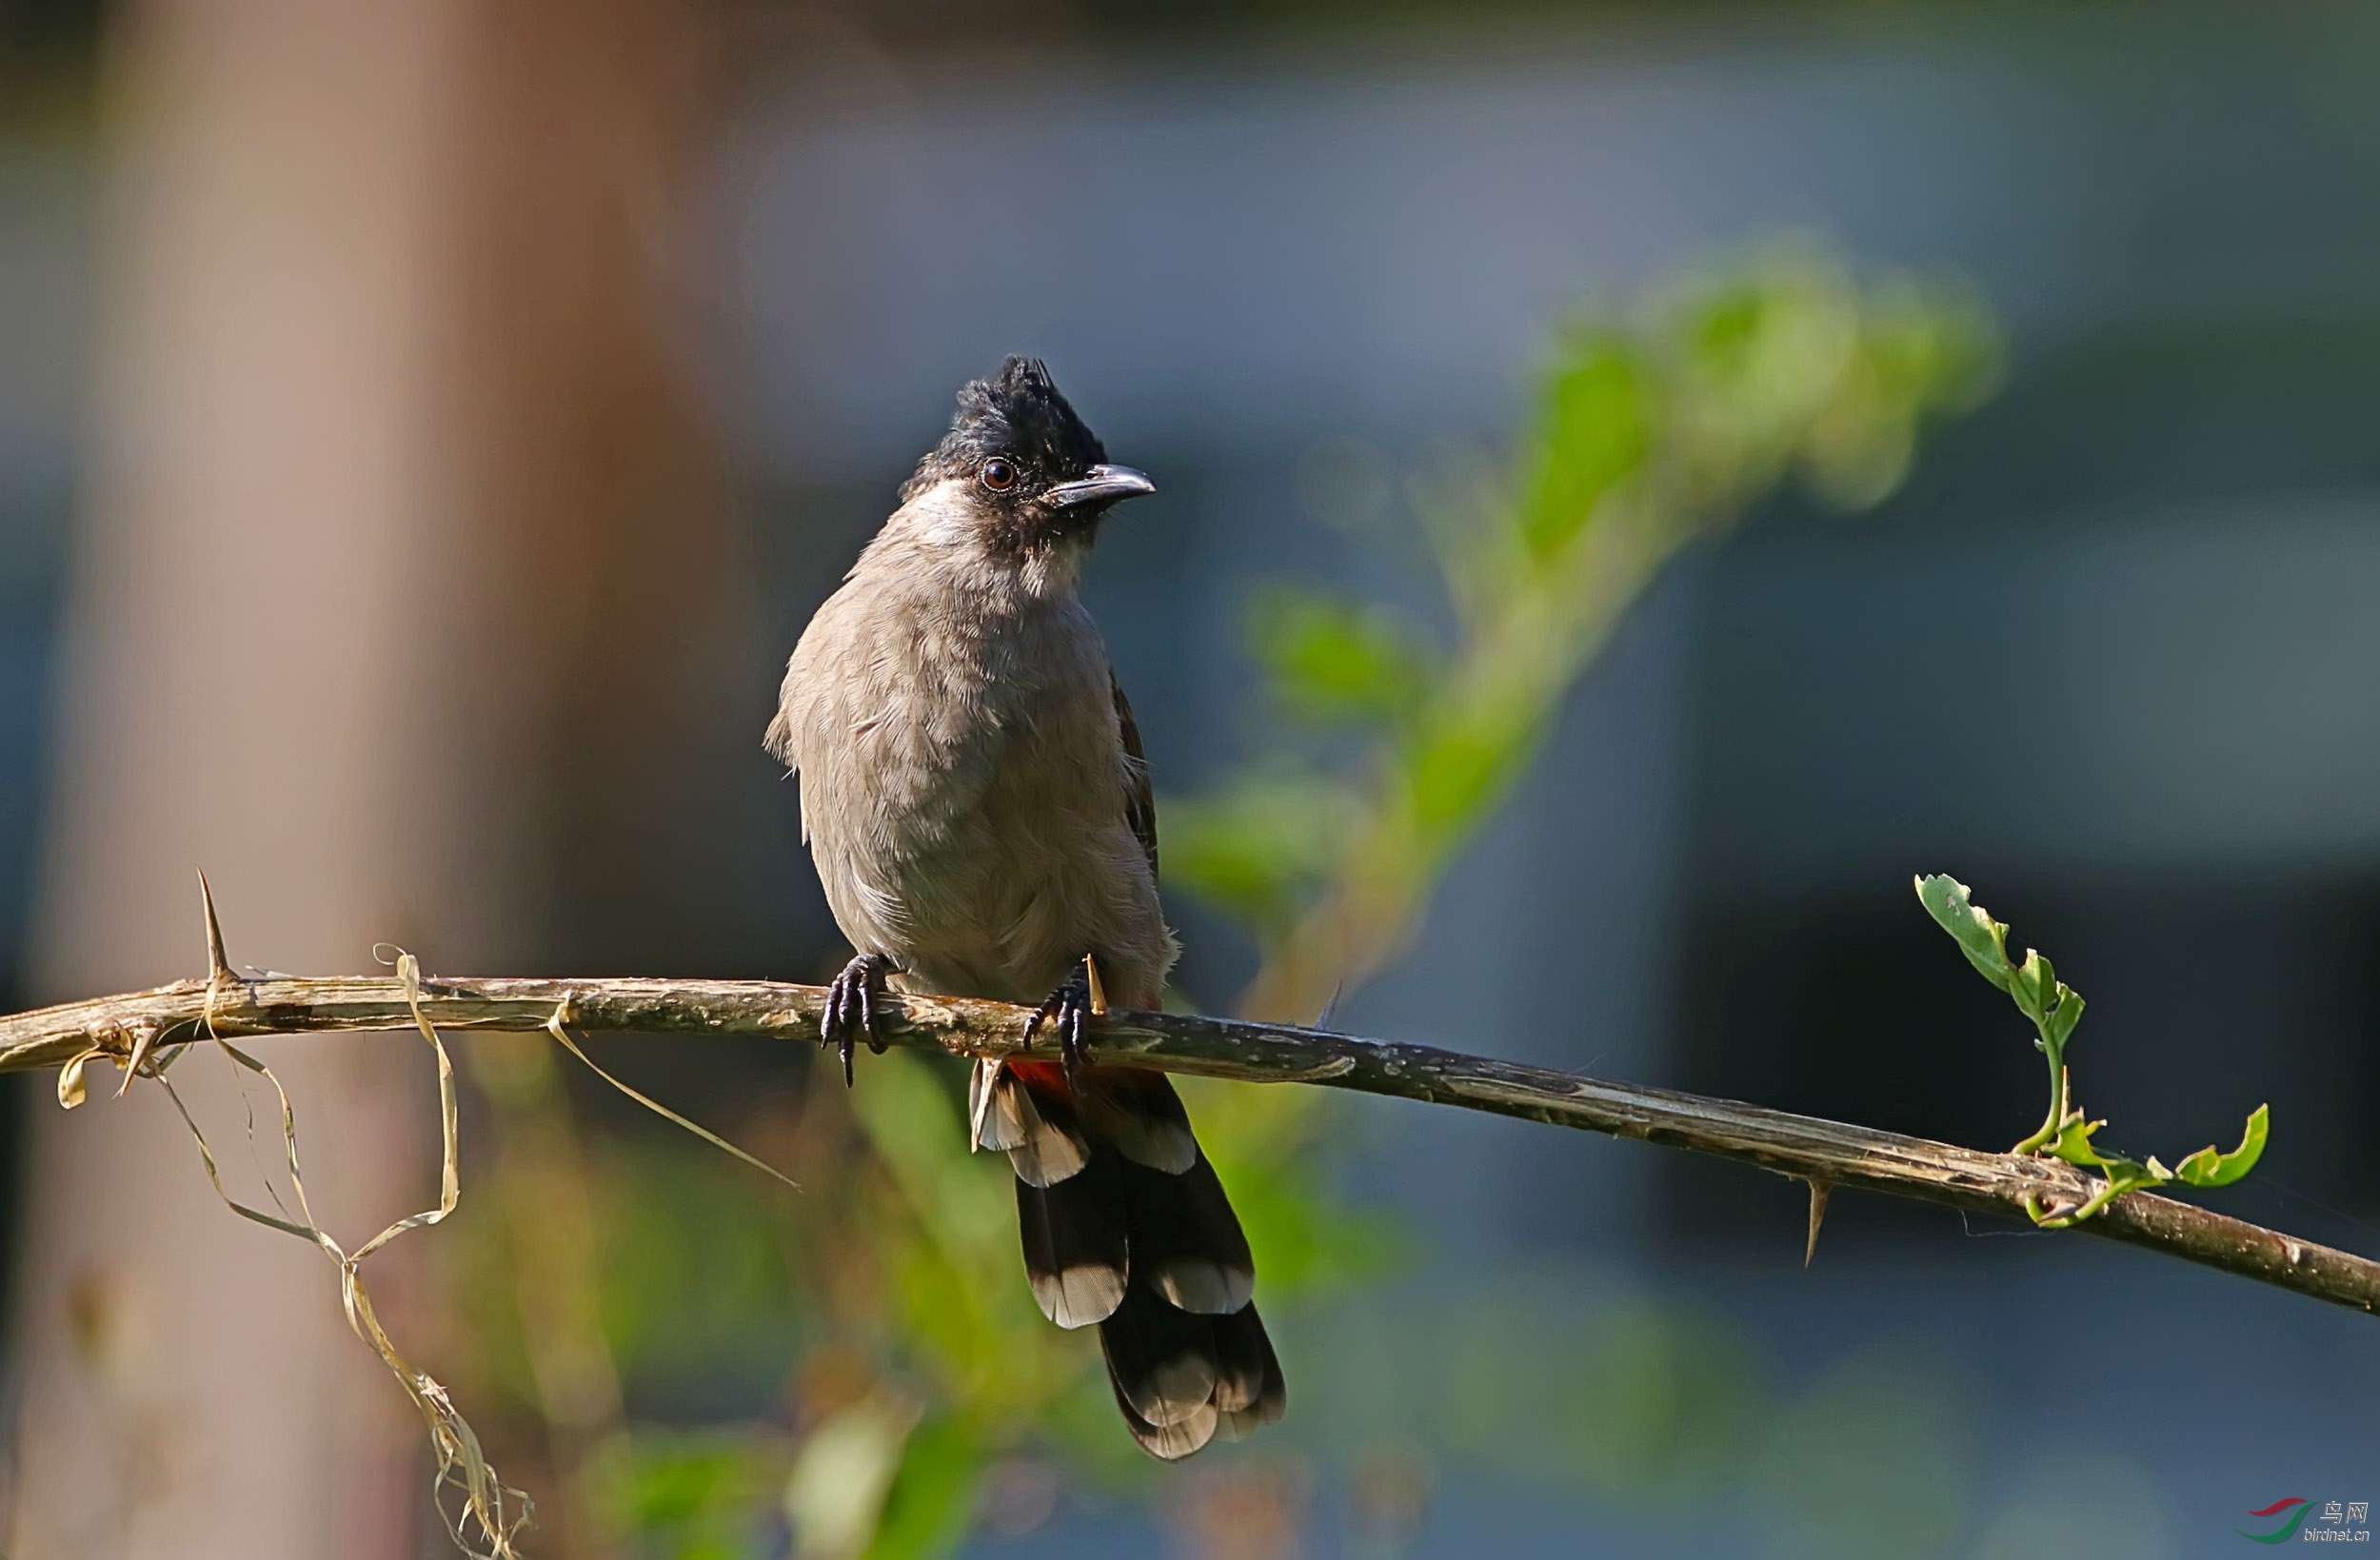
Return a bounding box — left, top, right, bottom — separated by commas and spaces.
1915, 874, 2267, 1228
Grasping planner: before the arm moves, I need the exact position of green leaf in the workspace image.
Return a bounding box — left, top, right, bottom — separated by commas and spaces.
1159, 767, 1359, 930
864, 1414, 982, 1560
1914, 874, 2013, 993
1686, 282, 1780, 381
1247, 584, 1435, 724
1865, 277, 2005, 419
2009, 950, 2053, 1025
603, 1432, 779, 1556
2044, 989, 2085, 1050
1915, 876, 2091, 1053
2047, 1113, 2112, 1172
786, 1395, 922, 1560
1405, 709, 1534, 836
2173, 1103, 2271, 1188
1521, 340, 1649, 558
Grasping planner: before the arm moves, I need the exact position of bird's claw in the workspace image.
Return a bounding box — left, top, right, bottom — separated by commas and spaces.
823, 952, 895, 1088
1023, 959, 1101, 1087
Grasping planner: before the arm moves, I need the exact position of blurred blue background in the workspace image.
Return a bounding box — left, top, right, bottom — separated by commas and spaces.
4, 3, 2378, 1557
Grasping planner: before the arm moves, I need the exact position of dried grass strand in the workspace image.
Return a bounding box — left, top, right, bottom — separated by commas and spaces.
543, 1001, 800, 1193
147, 948, 533, 1559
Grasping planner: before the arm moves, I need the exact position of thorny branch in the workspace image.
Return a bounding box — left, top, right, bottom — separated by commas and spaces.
11, 961, 2378, 1319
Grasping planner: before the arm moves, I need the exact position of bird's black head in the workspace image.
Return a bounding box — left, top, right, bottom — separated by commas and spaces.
901, 357, 1155, 553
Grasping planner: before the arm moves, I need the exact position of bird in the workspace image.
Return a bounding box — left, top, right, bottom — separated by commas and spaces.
764, 356, 1285, 1459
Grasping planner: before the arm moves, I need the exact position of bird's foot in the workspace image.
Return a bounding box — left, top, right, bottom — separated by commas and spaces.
822, 952, 896, 1088
1024, 956, 1105, 1087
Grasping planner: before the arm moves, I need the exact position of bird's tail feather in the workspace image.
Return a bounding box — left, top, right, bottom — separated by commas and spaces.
978, 1056, 1285, 1459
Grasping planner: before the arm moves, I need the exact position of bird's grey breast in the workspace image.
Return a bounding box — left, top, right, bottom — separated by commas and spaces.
776, 551, 1129, 987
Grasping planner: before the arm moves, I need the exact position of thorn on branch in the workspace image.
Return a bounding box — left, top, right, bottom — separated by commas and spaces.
116, 1023, 159, 1100
1314, 978, 1346, 1030
198, 868, 233, 985
1804, 1178, 1832, 1268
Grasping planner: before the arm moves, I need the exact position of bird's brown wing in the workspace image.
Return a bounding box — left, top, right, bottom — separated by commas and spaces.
1112, 670, 1159, 881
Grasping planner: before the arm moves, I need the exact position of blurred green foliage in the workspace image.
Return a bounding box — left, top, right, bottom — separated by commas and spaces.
1165, 241, 2000, 1024
596, 1435, 780, 1560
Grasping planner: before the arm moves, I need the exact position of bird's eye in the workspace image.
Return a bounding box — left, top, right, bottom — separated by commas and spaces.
980, 459, 1018, 492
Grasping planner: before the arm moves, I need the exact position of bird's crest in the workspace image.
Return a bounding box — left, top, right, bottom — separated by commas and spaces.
902, 356, 1107, 499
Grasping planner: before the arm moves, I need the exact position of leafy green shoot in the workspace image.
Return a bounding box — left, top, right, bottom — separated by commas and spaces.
1914, 874, 2268, 1228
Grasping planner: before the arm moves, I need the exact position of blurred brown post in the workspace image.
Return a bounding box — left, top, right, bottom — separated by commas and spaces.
4, 0, 738, 1553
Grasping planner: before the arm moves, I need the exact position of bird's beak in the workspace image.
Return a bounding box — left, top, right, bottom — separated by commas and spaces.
1043, 464, 1157, 512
